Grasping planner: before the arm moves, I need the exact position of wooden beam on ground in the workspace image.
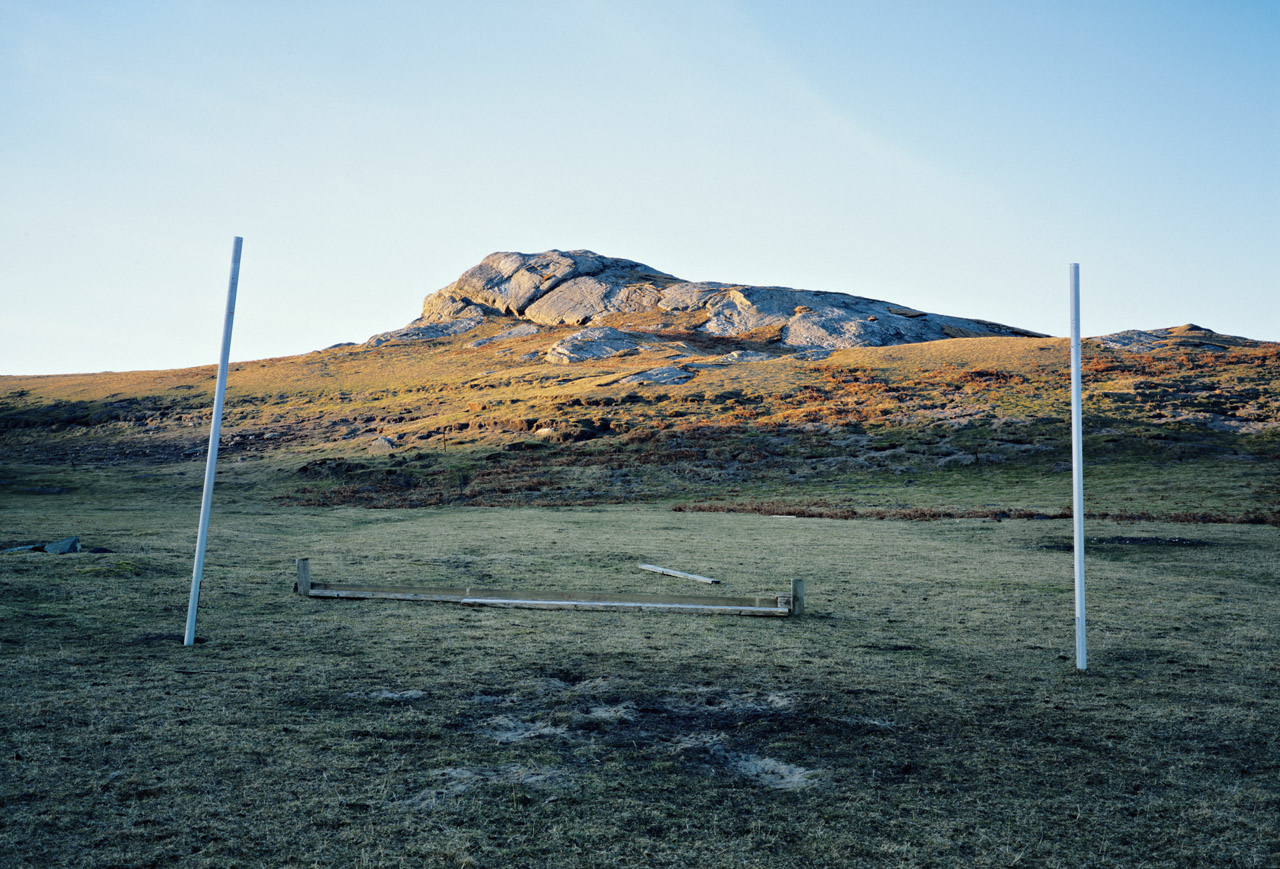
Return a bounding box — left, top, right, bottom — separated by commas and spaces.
302, 582, 791, 616
637, 563, 720, 584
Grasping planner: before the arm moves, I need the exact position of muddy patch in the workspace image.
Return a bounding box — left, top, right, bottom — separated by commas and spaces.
662, 732, 822, 789
344, 688, 427, 702
459, 679, 825, 790
397, 765, 569, 808
481, 715, 568, 743
728, 753, 821, 790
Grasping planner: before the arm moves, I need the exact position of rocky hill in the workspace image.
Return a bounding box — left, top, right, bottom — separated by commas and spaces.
1, 249, 1276, 522
367, 249, 1044, 359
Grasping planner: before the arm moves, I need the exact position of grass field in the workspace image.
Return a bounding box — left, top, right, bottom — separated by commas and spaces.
2, 468, 1277, 867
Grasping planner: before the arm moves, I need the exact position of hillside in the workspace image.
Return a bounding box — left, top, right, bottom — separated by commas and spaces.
2, 309, 1277, 524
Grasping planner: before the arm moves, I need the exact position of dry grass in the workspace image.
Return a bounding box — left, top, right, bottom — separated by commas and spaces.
2, 326, 1277, 525
2, 470, 1279, 867
4, 329, 1276, 448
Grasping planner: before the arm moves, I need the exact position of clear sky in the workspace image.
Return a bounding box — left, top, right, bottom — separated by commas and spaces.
2, 0, 1276, 375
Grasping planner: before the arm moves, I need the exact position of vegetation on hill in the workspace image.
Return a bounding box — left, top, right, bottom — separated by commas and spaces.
2, 323, 1277, 524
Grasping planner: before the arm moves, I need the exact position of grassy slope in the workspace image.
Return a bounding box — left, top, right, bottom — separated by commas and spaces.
2, 324, 1277, 521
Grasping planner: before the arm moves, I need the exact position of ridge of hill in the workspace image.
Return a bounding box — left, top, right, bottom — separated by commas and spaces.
366, 249, 1045, 354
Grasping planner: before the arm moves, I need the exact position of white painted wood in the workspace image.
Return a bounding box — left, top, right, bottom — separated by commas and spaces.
460, 597, 787, 615
302, 582, 792, 616
185, 236, 242, 647
1070, 262, 1087, 671
638, 563, 720, 584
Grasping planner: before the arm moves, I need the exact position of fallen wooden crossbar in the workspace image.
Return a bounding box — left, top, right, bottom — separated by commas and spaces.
637, 563, 719, 584
295, 558, 795, 616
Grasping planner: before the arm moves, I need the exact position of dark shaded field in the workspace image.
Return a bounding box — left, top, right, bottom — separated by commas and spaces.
1, 470, 1277, 867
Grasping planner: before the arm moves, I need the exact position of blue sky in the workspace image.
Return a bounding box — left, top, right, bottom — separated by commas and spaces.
2, 0, 1276, 375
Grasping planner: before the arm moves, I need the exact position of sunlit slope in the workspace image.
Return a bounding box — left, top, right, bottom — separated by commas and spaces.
2, 323, 1276, 521
2, 324, 1276, 445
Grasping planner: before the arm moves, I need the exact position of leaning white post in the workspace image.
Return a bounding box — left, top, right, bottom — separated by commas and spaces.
184, 236, 243, 646
1069, 263, 1087, 670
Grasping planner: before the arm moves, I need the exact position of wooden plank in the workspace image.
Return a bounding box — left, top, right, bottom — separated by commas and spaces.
307, 583, 777, 607
791, 577, 805, 617
459, 598, 787, 616
295, 558, 311, 596
638, 563, 720, 584
304, 582, 792, 616
309, 587, 470, 603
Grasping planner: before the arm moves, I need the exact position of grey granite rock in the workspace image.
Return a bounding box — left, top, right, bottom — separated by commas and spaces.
368, 436, 398, 454
421, 250, 659, 321
525, 274, 665, 326
367, 317, 482, 347
44, 536, 80, 555
545, 327, 643, 364
707, 350, 775, 364
467, 323, 541, 348
389, 249, 1043, 355
620, 366, 696, 385
1095, 330, 1166, 351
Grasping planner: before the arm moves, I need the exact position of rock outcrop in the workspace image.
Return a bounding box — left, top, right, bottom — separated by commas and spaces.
1095, 324, 1261, 352
621, 366, 696, 385
367, 317, 482, 347
467, 323, 541, 349
544, 327, 643, 364
371, 249, 1044, 354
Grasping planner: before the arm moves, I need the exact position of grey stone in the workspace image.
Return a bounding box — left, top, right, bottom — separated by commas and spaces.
421, 250, 634, 320
394, 249, 1045, 354
366, 318, 482, 347
530, 276, 662, 326
620, 366, 695, 385
545, 327, 643, 365
44, 536, 80, 554
708, 350, 774, 364
655, 281, 731, 312
1095, 329, 1166, 351
467, 323, 541, 348
368, 436, 397, 454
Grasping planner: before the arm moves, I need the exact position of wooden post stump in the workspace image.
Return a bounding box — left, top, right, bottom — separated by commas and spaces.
296, 557, 311, 596
791, 578, 805, 617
